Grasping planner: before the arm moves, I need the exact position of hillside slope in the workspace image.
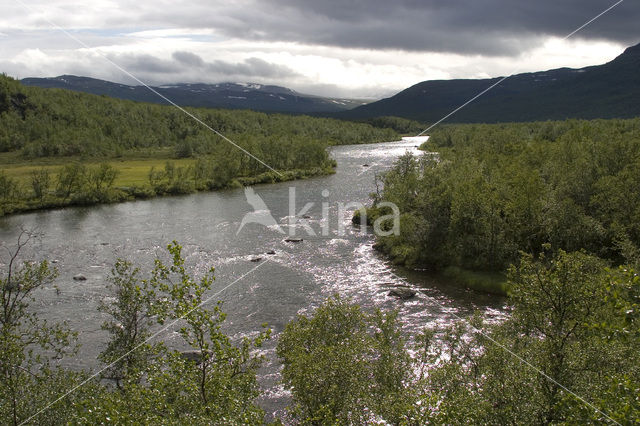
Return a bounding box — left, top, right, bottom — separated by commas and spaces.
339, 42, 640, 123
20, 75, 367, 114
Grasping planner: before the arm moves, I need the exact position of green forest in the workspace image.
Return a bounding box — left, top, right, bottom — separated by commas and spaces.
0, 74, 398, 215
363, 118, 640, 292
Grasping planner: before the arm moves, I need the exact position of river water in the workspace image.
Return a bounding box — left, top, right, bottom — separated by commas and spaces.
0, 140, 506, 417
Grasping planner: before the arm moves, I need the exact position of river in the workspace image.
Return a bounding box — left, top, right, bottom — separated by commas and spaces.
0, 140, 506, 418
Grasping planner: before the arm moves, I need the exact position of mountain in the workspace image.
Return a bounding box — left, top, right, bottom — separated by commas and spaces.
338, 42, 640, 123
20, 75, 368, 114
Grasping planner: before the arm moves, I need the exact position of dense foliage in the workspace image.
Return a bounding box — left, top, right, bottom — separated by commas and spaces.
0, 238, 269, 424
369, 118, 640, 276
276, 251, 640, 424
0, 75, 396, 158
277, 296, 416, 424
424, 250, 640, 424
1, 243, 638, 423
361, 116, 427, 134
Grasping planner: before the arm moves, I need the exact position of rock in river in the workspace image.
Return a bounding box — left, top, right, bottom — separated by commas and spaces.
73, 274, 87, 281
388, 287, 416, 300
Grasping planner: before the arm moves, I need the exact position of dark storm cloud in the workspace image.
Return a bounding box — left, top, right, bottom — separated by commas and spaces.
146, 0, 638, 55
262, 0, 638, 52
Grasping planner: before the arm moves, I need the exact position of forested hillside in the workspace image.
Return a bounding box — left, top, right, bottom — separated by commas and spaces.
0, 75, 397, 215
1, 75, 395, 158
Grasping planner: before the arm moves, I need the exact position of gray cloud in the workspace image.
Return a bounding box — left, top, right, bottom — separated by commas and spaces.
170, 51, 299, 78
118, 54, 181, 73
263, 0, 639, 52
140, 0, 638, 56
172, 51, 205, 67
2, 0, 636, 98
208, 57, 298, 79
106, 51, 300, 84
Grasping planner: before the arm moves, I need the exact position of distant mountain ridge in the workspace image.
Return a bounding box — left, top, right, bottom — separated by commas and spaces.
338, 42, 640, 123
20, 75, 368, 114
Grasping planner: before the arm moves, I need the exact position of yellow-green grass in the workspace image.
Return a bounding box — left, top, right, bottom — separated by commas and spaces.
0, 150, 336, 217
0, 152, 196, 188
107, 158, 196, 187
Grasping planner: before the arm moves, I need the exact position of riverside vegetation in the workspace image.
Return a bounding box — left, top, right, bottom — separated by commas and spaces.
359, 118, 640, 294
1, 234, 638, 423
0, 74, 398, 216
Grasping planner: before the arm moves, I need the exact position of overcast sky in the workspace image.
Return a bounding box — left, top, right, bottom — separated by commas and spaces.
0, 0, 637, 98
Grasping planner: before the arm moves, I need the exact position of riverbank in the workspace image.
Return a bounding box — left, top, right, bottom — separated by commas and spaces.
354, 206, 508, 296
0, 155, 335, 216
